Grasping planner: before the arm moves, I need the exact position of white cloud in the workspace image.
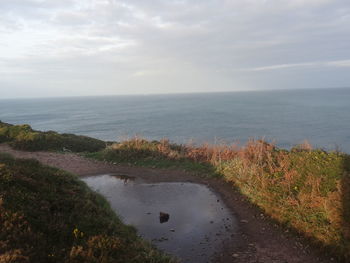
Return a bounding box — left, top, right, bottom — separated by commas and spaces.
327, 60, 350, 67
0, 0, 349, 97
245, 62, 317, 72
238, 59, 350, 72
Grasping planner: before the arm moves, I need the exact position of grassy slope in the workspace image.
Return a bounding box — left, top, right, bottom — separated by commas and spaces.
0, 153, 174, 263
0, 121, 105, 152
87, 138, 350, 260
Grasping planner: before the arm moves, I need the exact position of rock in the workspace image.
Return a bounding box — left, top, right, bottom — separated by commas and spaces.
159, 212, 170, 223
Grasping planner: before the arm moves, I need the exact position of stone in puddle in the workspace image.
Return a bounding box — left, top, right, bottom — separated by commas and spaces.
159, 212, 170, 223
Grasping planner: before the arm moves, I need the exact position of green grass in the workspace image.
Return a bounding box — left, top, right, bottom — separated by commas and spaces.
85, 139, 221, 177
0, 121, 105, 152
0, 153, 175, 263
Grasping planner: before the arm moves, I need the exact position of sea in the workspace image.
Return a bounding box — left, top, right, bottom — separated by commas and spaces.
1, 87, 349, 153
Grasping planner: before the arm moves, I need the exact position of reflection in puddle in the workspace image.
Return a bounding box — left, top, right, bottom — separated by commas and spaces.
111, 174, 135, 184
82, 174, 237, 263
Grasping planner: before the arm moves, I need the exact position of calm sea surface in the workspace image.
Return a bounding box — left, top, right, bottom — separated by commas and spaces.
1, 88, 349, 152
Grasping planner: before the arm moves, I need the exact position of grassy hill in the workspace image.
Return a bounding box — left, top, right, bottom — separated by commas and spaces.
0, 121, 105, 152
0, 153, 174, 263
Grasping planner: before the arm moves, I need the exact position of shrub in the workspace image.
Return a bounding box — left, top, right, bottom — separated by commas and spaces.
0, 154, 174, 263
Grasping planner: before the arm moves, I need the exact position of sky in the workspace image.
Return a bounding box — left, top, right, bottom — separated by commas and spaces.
0, 0, 349, 98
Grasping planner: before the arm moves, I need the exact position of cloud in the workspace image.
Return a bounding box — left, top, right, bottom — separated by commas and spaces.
235, 59, 350, 72
327, 60, 350, 67
243, 62, 318, 72
0, 0, 349, 97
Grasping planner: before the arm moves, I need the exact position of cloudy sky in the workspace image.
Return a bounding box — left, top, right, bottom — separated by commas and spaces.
1, 0, 349, 98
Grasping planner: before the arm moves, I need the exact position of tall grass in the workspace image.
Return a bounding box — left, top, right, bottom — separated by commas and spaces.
89, 137, 350, 260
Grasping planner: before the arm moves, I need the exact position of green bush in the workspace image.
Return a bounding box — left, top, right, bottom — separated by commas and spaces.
0, 154, 174, 263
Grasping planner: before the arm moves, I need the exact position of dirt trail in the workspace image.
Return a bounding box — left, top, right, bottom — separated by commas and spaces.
0, 144, 337, 263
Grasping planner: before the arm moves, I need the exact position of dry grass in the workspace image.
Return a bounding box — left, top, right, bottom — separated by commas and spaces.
91, 137, 350, 260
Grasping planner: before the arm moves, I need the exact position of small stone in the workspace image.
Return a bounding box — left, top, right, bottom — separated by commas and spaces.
240, 219, 248, 223
170, 229, 175, 232
233, 253, 239, 258
159, 212, 170, 223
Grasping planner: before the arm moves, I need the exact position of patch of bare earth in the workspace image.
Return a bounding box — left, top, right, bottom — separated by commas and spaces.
0, 144, 338, 263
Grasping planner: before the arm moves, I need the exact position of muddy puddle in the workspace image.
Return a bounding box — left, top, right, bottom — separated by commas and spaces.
82, 174, 237, 262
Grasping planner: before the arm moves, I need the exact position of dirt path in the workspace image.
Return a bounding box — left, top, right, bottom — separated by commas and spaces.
0, 144, 337, 263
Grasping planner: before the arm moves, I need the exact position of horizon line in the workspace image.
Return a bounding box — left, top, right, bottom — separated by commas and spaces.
1, 86, 349, 100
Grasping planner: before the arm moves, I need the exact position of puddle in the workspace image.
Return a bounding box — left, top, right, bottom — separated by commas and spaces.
82, 174, 237, 262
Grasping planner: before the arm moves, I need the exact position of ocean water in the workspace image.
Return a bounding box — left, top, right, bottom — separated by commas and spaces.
1, 88, 349, 152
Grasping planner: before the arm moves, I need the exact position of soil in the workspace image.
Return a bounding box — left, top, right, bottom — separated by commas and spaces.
0, 144, 339, 263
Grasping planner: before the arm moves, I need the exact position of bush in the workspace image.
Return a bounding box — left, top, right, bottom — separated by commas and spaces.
0, 154, 174, 263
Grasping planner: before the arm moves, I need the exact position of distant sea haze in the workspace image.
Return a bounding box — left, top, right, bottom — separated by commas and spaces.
1, 88, 350, 153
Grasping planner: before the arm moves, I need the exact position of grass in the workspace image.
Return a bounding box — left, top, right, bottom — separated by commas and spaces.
85, 139, 220, 177
1, 122, 350, 260
0, 153, 175, 263
87, 137, 350, 260
0, 121, 105, 152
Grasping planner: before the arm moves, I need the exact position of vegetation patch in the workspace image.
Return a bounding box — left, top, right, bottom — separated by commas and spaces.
0, 121, 105, 152
89, 137, 350, 260
86, 138, 220, 176
2, 122, 350, 260
0, 153, 174, 263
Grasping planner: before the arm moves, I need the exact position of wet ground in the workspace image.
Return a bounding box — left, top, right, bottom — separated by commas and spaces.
82, 174, 237, 263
